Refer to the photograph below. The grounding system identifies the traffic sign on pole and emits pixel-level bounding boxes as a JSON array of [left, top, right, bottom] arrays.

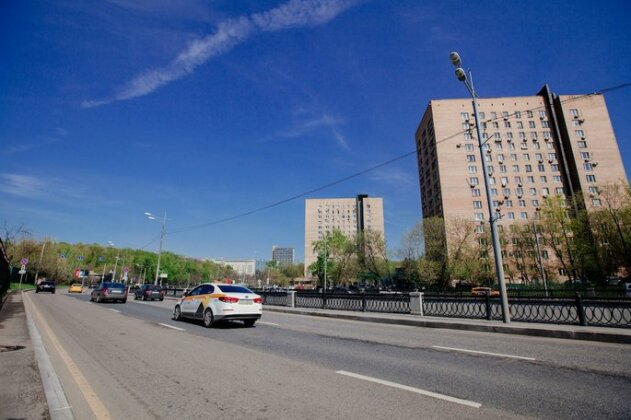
[[21, 258, 28, 266]]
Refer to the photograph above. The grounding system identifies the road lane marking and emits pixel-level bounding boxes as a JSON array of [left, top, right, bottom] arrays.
[[432, 345, 536, 361], [158, 323, 185, 331], [24, 293, 112, 419], [336, 370, 481, 408], [258, 321, 280, 326], [108, 309, 121, 313]]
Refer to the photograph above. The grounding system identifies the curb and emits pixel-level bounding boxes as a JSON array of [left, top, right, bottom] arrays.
[[264, 306, 631, 345]]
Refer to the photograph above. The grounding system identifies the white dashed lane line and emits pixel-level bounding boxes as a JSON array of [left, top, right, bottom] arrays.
[[432, 345, 536, 361], [336, 370, 482, 408], [158, 323, 186, 331]]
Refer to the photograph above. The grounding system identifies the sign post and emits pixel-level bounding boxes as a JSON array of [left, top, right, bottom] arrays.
[[19, 258, 28, 290]]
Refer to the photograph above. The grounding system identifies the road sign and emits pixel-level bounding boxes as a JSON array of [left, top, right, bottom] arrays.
[[21, 264, 26, 271], [98, 256, 104, 262], [123, 267, 129, 273], [74, 268, 81, 278], [19, 269, 26, 275], [20, 258, 28, 265], [78, 255, 84, 261]]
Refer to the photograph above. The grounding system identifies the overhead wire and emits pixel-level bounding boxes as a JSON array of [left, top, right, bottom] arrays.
[[166, 82, 631, 236]]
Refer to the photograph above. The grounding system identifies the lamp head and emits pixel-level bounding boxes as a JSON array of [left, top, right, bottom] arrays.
[[455, 67, 467, 82], [449, 52, 462, 67]]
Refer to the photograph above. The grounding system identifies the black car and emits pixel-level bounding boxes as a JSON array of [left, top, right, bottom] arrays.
[[90, 282, 128, 303], [134, 284, 165, 301], [36, 281, 56, 294]]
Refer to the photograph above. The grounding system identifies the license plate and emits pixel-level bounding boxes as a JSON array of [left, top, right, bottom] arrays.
[[111, 290, 122, 294], [240, 299, 253, 305]]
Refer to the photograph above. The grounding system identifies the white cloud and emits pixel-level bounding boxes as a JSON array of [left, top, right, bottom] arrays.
[[0, 174, 47, 198], [370, 168, 415, 186], [83, 0, 358, 108]]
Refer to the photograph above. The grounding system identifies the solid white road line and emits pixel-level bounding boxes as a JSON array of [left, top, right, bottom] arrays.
[[336, 370, 482, 408], [24, 294, 75, 420], [258, 321, 280, 326], [157, 323, 186, 331], [108, 309, 120, 313], [432, 345, 536, 361]]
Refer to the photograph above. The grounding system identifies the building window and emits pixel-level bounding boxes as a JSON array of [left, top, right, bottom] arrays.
[[583, 163, 593, 171], [569, 109, 579, 117], [516, 121, 524, 129], [556, 187, 564, 195], [499, 165, 507, 173], [469, 177, 479, 185], [468, 165, 477, 174], [478, 112, 486, 120], [521, 212, 528, 220], [525, 164, 532, 173], [527, 176, 535, 184], [553, 175, 561, 183], [464, 132, 472, 140], [474, 213, 484, 221], [515, 111, 521, 118], [491, 188, 498, 196], [507, 212, 515, 220], [588, 186, 599, 195], [465, 143, 474, 151], [577, 141, 587, 148], [541, 120, 549, 128], [522, 153, 530, 161], [540, 176, 547, 183], [586, 174, 596, 183], [490, 112, 497, 119], [580, 152, 590, 160], [592, 198, 602, 207], [542, 187, 550, 196], [461, 112, 470, 121], [505, 121, 511, 128], [529, 121, 536, 129], [551, 164, 559, 171], [516, 187, 524, 196], [512, 165, 520, 172], [575, 130, 585, 138], [505, 199, 513, 207], [471, 188, 481, 197], [519, 199, 526, 207], [527, 110, 533, 118], [467, 155, 476, 162], [476, 225, 485, 233], [509, 143, 516, 151], [538, 164, 545, 172], [532, 199, 539, 207]]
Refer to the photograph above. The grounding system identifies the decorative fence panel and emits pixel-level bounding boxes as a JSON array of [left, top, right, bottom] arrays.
[[254, 290, 631, 328]]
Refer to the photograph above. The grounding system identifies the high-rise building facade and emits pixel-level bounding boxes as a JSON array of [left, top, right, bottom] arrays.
[[272, 246, 294, 266], [415, 85, 627, 280], [304, 195, 385, 276]]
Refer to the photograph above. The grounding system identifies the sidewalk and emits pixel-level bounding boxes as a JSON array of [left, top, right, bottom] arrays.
[[263, 305, 631, 344], [0, 291, 49, 419]]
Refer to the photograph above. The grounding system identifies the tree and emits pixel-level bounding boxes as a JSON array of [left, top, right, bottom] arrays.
[[539, 195, 578, 281]]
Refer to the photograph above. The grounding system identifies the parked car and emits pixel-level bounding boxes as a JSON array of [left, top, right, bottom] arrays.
[[36, 281, 55, 294], [471, 287, 500, 297], [90, 282, 128, 303], [134, 284, 165, 301], [173, 283, 262, 327], [68, 283, 83, 293]]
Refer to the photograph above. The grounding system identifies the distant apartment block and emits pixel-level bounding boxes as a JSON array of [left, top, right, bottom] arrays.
[[272, 246, 294, 266], [304, 195, 385, 275], [211, 259, 256, 277], [415, 84, 627, 279]]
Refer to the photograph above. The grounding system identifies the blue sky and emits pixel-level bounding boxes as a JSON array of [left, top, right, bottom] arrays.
[[1, 0, 630, 263]]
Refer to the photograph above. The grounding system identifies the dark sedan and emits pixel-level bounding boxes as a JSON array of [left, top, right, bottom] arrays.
[[36, 281, 56, 294], [134, 284, 164, 301], [90, 282, 128, 303]]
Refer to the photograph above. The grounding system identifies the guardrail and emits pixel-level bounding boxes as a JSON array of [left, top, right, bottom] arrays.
[[254, 290, 631, 328]]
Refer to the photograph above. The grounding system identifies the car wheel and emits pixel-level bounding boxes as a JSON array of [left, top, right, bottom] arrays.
[[173, 305, 182, 321], [159, 298, 164, 301], [243, 319, 256, 328], [121, 299, 127, 304], [142, 295, 147, 301], [36, 290, 39, 293], [202, 308, 214, 328], [96, 294, 102, 303]]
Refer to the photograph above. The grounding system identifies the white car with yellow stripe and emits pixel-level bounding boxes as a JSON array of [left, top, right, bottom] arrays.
[[173, 283, 262, 327]]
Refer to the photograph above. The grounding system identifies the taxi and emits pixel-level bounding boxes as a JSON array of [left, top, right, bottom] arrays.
[[68, 283, 83, 293], [173, 283, 262, 327]]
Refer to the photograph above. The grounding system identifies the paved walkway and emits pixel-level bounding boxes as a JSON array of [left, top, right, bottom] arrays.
[[0, 291, 49, 420]]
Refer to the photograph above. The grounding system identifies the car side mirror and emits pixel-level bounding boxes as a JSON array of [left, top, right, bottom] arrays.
[[183, 292, 189, 297]]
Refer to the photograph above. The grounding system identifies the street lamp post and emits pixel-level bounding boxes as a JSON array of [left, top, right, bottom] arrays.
[[108, 241, 120, 283], [145, 211, 167, 286], [449, 52, 511, 323]]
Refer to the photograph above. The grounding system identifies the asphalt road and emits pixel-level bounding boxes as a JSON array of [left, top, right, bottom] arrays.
[[25, 291, 631, 419]]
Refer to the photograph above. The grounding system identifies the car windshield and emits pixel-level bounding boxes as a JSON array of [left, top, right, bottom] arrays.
[[41, 282, 54, 286], [217, 285, 253, 294], [103, 282, 125, 289]]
